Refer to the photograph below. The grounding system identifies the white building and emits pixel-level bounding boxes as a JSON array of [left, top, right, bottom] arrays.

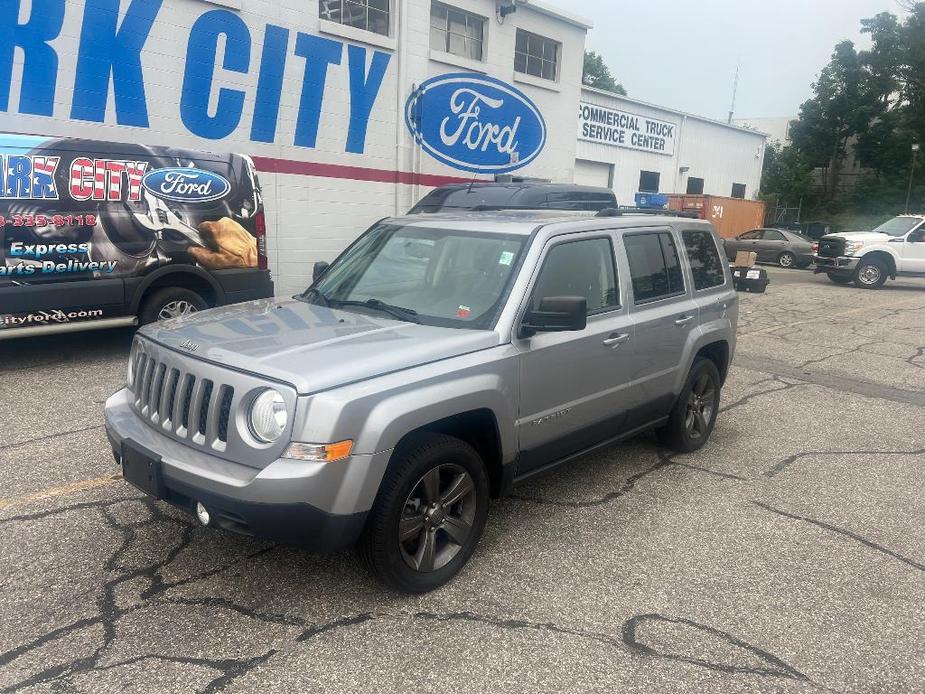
[[733, 116, 795, 146], [1, 0, 766, 296], [577, 89, 768, 208]]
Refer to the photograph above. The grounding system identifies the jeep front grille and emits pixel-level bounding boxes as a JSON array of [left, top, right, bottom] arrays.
[[131, 350, 234, 449]]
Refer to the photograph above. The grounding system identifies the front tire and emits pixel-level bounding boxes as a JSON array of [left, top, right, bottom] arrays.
[[359, 433, 489, 593], [853, 257, 888, 289], [827, 273, 853, 285], [658, 358, 721, 453]]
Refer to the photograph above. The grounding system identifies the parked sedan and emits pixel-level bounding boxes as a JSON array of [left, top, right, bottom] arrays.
[[723, 228, 815, 268]]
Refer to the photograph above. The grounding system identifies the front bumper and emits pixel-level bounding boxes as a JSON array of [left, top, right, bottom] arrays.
[[105, 388, 392, 551], [812, 255, 859, 274]]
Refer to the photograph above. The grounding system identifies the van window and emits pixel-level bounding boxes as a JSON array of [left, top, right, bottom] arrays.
[[532, 238, 618, 314], [682, 230, 726, 290], [624, 232, 685, 303]]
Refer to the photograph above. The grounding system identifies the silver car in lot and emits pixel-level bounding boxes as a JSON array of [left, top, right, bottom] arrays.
[[723, 228, 815, 268], [105, 211, 738, 592]]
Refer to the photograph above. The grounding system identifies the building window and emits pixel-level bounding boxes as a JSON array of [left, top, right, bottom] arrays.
[[319, 0, 390, 36], [514, 29, 559, 81], [430, 3, 485, 60], [731, 183, 747, 199], [686, 177, 705, 195], [638, 170, 660, 193]]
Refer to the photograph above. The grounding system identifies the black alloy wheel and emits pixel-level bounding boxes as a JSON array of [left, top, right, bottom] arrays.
[[658, 357, 722, 453], [398, 464, 477, 572], [359, 433, 489, 593], [684, 371, 717, 441]]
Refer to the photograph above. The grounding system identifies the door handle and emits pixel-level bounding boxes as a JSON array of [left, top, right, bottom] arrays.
[[674, 315, 695, 326], [603, 332, 630, 347]]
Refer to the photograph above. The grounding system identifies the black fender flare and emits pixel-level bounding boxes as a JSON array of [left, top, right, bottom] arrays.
[[128, 265, 225, 314]]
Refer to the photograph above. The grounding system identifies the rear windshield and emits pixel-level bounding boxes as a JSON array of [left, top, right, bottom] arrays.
[[411, 187, 527, 213]]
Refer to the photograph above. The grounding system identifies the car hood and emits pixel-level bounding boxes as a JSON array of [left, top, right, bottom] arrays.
[[140, 297, 502, 394], [821, 231, 891, 243]]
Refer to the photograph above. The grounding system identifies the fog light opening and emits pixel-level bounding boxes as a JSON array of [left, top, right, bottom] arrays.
[[195, 502, 211, 526]]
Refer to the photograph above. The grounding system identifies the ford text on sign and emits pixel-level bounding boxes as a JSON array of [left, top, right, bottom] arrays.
[[406, 74, 546, 174], [577, 102, 676, 156]]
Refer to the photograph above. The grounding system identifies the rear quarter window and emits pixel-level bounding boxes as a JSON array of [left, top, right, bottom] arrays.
[[681, 229, 726, 290]]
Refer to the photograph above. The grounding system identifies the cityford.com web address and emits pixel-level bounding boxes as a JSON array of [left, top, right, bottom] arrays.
[[1, 309, 103, 327]]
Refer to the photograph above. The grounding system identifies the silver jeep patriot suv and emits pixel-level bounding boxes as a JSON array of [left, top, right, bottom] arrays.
[[105, 211, 737, 592]]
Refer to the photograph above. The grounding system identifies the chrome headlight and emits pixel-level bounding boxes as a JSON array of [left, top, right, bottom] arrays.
[[248, 389, 288, 443], [844, 241, 865, 256]]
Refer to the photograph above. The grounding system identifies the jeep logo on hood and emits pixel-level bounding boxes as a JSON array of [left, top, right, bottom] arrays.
[[142, 167, 231, 203], [405, 73, 546, 174]]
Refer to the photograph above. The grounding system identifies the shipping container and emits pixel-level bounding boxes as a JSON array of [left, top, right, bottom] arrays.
[[668, 195, 766, 238]]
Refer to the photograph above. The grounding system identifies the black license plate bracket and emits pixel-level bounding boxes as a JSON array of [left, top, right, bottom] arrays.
[[121, 440, 165, 499]]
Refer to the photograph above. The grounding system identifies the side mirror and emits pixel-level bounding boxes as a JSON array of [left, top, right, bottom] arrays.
[[312, 261, 330, 282], [519, 296, 587, 338]]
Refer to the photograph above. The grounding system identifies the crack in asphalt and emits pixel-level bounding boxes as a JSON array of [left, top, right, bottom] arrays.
[[0, 424, 106, 452], [764, 448, 925, 479], [753, 501, 925, 573], [0, 494, 277, 694], [622, 613, 812, 682]]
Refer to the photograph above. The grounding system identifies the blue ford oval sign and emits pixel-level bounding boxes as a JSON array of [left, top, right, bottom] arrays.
[[141, 167, 231, 203], [405, 74, 546, 174]]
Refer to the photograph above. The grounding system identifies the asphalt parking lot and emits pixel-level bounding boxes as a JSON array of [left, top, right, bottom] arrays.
[[1, 267, 924, 693]]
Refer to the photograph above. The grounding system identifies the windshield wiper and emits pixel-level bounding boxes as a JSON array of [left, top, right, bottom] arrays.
[[298, 287, 330, 306], [327, 298, 420, 323]]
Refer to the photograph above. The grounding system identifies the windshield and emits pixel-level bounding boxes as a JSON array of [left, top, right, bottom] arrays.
[[302, 223, 527, 329], [872, 217, 923, 237]]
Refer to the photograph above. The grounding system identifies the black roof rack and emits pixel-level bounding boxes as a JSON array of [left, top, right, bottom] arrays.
[[595, 207, 700, 219]]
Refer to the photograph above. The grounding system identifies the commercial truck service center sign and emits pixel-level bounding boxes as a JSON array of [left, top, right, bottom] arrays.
[[578, 102, 676, 156]]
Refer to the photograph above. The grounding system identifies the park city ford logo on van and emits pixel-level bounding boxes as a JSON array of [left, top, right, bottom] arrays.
[[141, 168, 231, 203], [405, 74, 546, 174]]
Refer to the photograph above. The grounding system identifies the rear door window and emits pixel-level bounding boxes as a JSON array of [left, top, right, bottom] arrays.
[[682, 229, 726, 290], [623, 231, 685, 303]]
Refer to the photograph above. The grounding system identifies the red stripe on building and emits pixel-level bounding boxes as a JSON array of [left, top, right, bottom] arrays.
[[251, 156, 479, 187]]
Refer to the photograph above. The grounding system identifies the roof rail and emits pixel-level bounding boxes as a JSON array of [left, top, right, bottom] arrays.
[[597, 206, 701, 219]]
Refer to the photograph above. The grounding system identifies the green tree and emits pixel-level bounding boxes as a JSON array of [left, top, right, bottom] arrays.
[[760, 142, 815, 206], [582, 51, 626, 95], [789, 41, 872, 200]]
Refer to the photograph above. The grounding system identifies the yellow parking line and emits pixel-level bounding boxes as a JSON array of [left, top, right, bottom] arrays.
[[741, 294, 925, 337], [0, 474, 124, 511]]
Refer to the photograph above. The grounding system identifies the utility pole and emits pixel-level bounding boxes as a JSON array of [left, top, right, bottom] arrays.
[[727, 62, 740, 125], [906, 143, 919, 213]]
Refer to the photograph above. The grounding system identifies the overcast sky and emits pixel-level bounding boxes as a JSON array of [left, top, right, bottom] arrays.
[[554, 0, 905, 121]]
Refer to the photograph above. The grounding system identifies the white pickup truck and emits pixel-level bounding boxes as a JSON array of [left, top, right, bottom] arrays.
[[813, 215, 925, 288]]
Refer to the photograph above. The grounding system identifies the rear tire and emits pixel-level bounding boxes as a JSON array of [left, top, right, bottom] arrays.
[[853, 257, 888, 289], [658, 357, 721, 453], [139, 287, 209, 325], [777, 252, 796, 268], [827, 273, 852, 285], [358, 433, 489, 594]]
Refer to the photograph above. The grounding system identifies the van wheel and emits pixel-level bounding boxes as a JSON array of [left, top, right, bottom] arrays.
[[658, 357, 721, 453], [139, 288, 208, 325], [358, 433, 489, 594], [853, 258, 888, 289]]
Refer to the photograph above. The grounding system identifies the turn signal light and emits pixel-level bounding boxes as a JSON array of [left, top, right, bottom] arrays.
[[283, 440, 354, 462]]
